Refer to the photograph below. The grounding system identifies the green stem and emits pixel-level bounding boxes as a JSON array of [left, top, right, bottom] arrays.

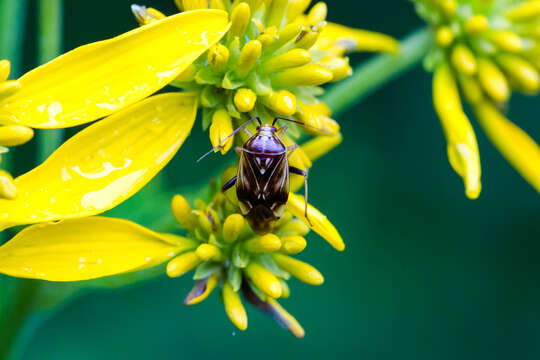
[[37, 0, 63, 163], [322, 28, 432, 116]]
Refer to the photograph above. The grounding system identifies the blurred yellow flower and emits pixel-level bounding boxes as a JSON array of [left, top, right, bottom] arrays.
[[416, 0, 540, 197]]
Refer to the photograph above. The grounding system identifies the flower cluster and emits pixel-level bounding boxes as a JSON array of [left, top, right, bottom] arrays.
[[416, 0, 540, 196], [0, 59, 33, 200]]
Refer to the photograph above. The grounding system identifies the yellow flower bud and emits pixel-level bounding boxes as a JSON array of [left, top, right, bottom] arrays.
[[280, 235, 307, 254], [244, 233, 282, 253], [271, 63, 333, 87], [266, 0, 290, 28], [286, 193, 345, 251], [0, 126, 33, 147], [167, 251, 202, 278], [477, 57, 510, 102], [209, 0, 226, 10], [222, 282, 248, 331], [262, 49, 312, 73], [234, 88, 257, 112], [257, 33, 277, 48], [222, 214, 245, 243], [451, 44, 477, 75], [196, 244, 221, 260], [270, 23, 304, 51], [0, 170, 17, 199], [266, 298, 305, 338], [301, 133, 343, 162], [0, 80, 20, 99], [319, 55, 352, 82], [285, 0, 311, 23], [230, 2, 251, 38], [272, 253, 324, 285], [458, 75, 484, 105], [131, 5, 165, 25], [185, 273, 219, 306], [210, 109, 234, 154], [307, 2, 327, 24], [279, 279, 290, 298], [488, 30, 523, 53], [171, 194, 198, 229], [295, 29, 320, 50], [435, 26, 454, 47], [207, 43, 230, 72], [263, 90, 297, 116], [276, 218, 310, 236], [504, 0, 540, 21], [0, 60, 10, 82], [236, 40, 262, 78], [465, 14, 489, 34], [177, 0, 209, 11], [244, 262, 282, 298], [195, 210, 215, 235], [174, 64, 197, 83], [433, 63, 482, 199], [497, 54, 540, 93], [436, 0, 457, 17]]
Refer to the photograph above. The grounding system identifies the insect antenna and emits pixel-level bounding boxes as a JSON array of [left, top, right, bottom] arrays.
[[272, 116, 337, 136], [197, 116, 261, 163]]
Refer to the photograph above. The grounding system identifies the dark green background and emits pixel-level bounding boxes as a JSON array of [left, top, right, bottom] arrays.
[[8, 0, 540, 359]]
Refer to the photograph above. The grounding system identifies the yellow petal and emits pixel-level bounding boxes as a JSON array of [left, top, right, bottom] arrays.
[[0, 93, 198, 230], [0, 217, 195, 281], [474, 101, 540, 193], [286, 192, 345, 251], [433, 63, 482, 199], [272, 253, 324, 285], [0, 10, 229, 128], [185, 273, 220, 305], [222, 282, 248, 330]]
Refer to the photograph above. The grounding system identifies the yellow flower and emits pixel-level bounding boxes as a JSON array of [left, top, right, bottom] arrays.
[[416, 0, 540, 197], [0, 1, 397, 231], [0, 60, 33, 200]]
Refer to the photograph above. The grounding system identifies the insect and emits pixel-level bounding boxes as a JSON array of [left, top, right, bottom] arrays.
[[198, 116, 311, 235]]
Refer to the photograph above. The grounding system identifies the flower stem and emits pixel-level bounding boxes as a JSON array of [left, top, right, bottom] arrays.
[[322, 28, 432, 116], [37, 0, 64, 163]]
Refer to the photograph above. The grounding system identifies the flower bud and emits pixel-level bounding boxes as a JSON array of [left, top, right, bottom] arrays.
[[504, 1, 540, 21], [174, 64, 197, 83], [222, 282, 248, 330], [236, 40, 262, 78], [196, 243, 221, 260], [184, 273, 219, 305], [0, 170, 17, 199], [0, 60, 10, 82], [301, 134, 343, 162], [451, 44, 477, 75], [230, 2, 251, 38], [234, 88, 257, 112], [272, 253, 324, 285], [285, 0, 311, 23], [459, 75, 484, 105], [210, 109, 234, 154], [207, 43, 230, 72], [265, 298, 305, 338], [436, 26, 454, 47], [262, 49, 312, 73], [488, 30, 523, 53], [477, 57, 510, 102], [244, 233, 282, 253], [0, 126, 33, 147], [497, 54, 540, 93], [167, 251, 202, 278], [269, 23, 304, 51], [295, 29, 320, 50], [280, 235, 307, 254], [244, 262, 282, 298], [131, 5, 165, 25], [0, 80, 20, 99], [171, 194, 198, 229], [222, 214, 245, 243], [271, 64, 333, 87], [436, 0, 457, 17], [263, 90, 297, 116], [319, 55, 352, 82], [465, 14, 488, 34], [307, 2, 327, 24]]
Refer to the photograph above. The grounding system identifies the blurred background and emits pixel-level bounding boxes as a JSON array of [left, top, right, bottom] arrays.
[[3, 0, 540, 359]]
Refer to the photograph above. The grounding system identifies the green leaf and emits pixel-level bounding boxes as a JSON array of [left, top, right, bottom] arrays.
[[232, 242, 250, 268], [227, 265, 242, 291], [193, 262, 221, 280]]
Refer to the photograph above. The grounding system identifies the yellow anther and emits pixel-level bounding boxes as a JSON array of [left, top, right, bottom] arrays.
[[263, 90, 297, 116], [451, 44, 477, 75], [433, 63, 482, 199], [263, 49, 312, 73], [222, 214, 245, 243], [497, 54, 540, 93], [174, 64, 197, 83], [435, 26, 454, 47], [185, 273, 219, 305], [171, 194, 198, 229], [222, 282, 248, 331], [0, 170, 17, 200], [307, 2, 327, 24], [0, 80, 20, 99], [504, 0, 540, 21], [465, 14, 489, 34], [166, 251, 202, 278], [0, 125, 33, 147], [196, 243, 221, 260], [295, 29, 320, 49], [234, 88, 257, 112], [436, 0, 457, 17], [488, 30, 523, 53], [301, 133, 342, 161], [207, 43, 230, 72], [271, 63, 333, 87], [0, 60, 10, 82], [319, 55, 352, 82], [230, 2, 251, 38], [279, 279, 290, 298], [458, 75, 484, 105], [210, 109, 234, 154], [272, 253, 324, 285], [244, 233, 282, 253], [477, 57, 510, 102], [131, 5, 165, 25], [244, 262, 282, 298], [236, 40, 262, 78], [280, 235, 307, 254]]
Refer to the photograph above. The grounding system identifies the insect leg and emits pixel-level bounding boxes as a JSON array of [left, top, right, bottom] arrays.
[[289, 166, 312, 226], [222, 176, 238, 192]]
